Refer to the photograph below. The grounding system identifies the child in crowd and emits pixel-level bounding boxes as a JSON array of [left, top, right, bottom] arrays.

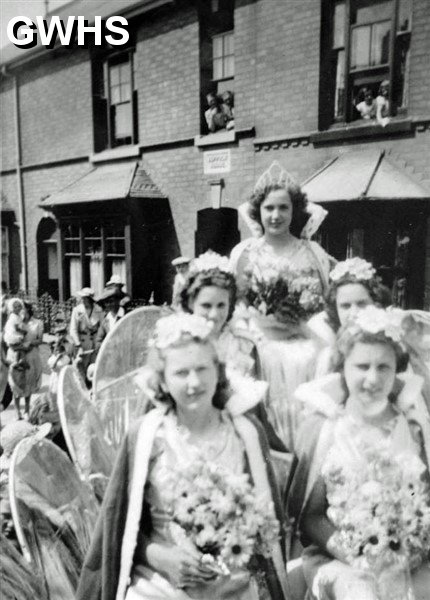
[[4, 298, 29, 372]]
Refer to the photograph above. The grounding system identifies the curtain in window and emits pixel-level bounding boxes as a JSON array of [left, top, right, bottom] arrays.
[[112, 259, 127, 291], [69, 258, 82, 296], [90, 252, 105, 297]]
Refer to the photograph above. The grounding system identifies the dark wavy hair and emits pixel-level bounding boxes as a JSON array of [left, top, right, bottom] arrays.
[[248, 182, 310, 238], [325, 276, 392, 332], [148, 340, 231, 410], [333, 328, 407, 375], [180, 269, 237, 322]]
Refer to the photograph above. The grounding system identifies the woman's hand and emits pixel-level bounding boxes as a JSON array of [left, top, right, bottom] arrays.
[[145, 543, 216, 588]]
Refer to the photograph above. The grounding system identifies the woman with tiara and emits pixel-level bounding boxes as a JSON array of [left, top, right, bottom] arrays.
[[288, 306, 430, 600], [229, 161, 334, 450], [76, 314, 289, 600]]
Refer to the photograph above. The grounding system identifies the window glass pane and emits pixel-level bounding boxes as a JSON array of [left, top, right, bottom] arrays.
[[110, 64, 120, 86], [68, 257, 82, 296], [111, 85, 121, 105], [115, 103, 132, 139], [333, 1, 345, 49], [120, 62, 130, 84], [213, 36, 223, 59], [371, 20, 390, 65], [106, 238, 125, 256], [334, 49, 345, 118], [224, 32, 234, 55], [351, 25, 371, 68], [47, 244, 58, 279], [223, 56, 235, 78], [354, 0, 393, 24], [398, 0, 412, 31], [213, 57, 223, 80], [120, 82, 131, 103]]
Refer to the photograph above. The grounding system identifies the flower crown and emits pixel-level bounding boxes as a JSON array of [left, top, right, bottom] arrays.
[[190, 251, 232, 275], [150, 314, 214, 350], [330, 258, 376, 283], [348, 306, 405, 344]]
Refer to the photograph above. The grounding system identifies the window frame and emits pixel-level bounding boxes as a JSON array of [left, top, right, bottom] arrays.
[[322, 0, 410, 126], [60, 217, 129, 298], [104, 49, 137, 148], [211, 30, 235, 86]]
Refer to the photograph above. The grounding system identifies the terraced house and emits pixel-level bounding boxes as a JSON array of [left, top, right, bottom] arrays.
[[1, 0, 429, 307]]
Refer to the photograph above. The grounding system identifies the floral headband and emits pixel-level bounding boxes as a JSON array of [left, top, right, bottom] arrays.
[[190, 251, 232, 275], [330, 257, 376, 283], [347, 306, 405, 344], [150, 314, 215, 350]]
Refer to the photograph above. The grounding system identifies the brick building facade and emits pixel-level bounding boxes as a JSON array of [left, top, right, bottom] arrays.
[[1, 0, 429, 306]]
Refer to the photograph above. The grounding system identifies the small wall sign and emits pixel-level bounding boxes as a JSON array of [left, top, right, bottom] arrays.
[[203, 149, 231, 174]]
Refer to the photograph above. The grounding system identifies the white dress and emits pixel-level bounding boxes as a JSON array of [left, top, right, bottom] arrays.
[[230, 237, 331, 451]]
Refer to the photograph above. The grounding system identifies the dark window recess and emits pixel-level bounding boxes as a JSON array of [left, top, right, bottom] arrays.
[[319, 0, 412, 129], [199, 0, 235, 134], [92, 50, 138, 152]]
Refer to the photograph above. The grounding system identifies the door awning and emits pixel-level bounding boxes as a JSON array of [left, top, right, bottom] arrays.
[[40, 162, 166, 208], [302, 150, 430, 202]]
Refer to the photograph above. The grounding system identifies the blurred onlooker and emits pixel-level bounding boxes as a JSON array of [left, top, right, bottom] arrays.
[[205, 92, 229, 132], [4, 298, 29, 373], [105, 275, 132, 312], [171, 256, 190, 307], [69, 288, 103, 384], [221, 90, 235, 130], [355, 87, 376, 120], [376, 79, 390, 126], [94, 287, 125, 351]]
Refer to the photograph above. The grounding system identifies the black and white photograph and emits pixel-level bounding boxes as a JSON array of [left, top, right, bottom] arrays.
[[1, 0, 430, 599]]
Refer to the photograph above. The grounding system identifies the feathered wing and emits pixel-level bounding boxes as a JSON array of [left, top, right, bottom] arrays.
[[9, 437, 99, 598]]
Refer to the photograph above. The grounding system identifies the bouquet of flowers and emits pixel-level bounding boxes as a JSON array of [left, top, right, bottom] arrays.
[[243, 258, 323, 325], [323, 446, 430, 599], [165, 456, 279, 576]]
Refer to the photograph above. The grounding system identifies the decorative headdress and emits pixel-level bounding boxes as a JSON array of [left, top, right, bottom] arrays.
[[346, 306, 405, 344], [330, 257, 376, 283], [150, 313, 215, 351], [189, 251, 231, 275], [240, 161, 327, 239]]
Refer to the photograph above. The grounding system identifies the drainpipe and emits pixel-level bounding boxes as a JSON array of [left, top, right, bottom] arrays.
[[2, 65, 28, 291]]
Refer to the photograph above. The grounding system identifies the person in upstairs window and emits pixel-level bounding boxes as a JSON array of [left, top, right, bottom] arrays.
[[221, 90, 235, 130], [355, 87, 376, 121], [376, 79, 390, 127], [205, 92, 229, 133]]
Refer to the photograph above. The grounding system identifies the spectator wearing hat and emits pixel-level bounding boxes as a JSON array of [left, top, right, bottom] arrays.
[[171, 256, 191, 307], [69, 288, 103, 383], [105, 275, 132, 313], [94, 286, 126, 352]]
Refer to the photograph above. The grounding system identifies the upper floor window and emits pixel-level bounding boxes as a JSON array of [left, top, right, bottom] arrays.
[[199, 0, 235, 134], [92, 49, 138, 152], [319, 0, 412, 128], [212, 31, 234, 93]]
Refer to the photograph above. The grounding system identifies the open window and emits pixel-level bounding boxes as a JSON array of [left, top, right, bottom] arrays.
[[199, 0, 235, 134], [319, 0, 412, 128]]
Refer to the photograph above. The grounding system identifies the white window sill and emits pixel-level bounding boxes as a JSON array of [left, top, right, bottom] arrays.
[[194, 130, 236, 147], [90, 145, 140, 163]]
